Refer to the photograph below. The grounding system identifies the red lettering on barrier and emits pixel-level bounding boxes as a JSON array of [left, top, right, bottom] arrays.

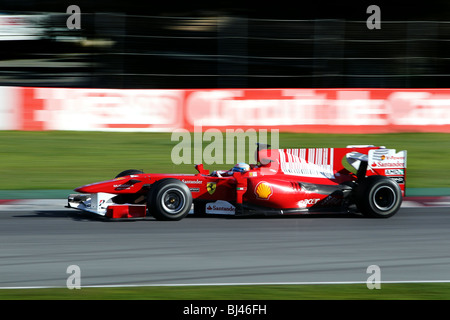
[[6, 87, 450, 133], [21, 87, 45, 130]]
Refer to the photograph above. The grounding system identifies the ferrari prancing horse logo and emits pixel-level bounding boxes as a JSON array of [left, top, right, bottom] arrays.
[[207, 182, 217, 195]]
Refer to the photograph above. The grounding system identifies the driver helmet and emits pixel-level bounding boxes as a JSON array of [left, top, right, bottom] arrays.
[[231, 162, 250, 173]]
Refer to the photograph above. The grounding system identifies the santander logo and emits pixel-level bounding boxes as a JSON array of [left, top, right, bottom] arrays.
[[207, 205, 234, 211], [371, 159, 405, 168], [205, 201, 236, 215]]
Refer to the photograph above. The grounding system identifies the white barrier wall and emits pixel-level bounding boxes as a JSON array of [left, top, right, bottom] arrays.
[[2, 87, 450, 133], [0, 87, 21, 130]]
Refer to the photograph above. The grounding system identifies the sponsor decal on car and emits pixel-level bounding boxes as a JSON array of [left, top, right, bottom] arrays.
[[255, 181, 273, 200], [205, 200, 235, 215], [279, 148, 335, 179], [98, 199, 106, 208], [298, 198, 320, 208], [369, 149, 407, 169], [371, 161, 404, 168], [207, 182, 217, 195], [113, 184, 133, 190], [182, 179, 203, 184], [385, 169, 404, 176]]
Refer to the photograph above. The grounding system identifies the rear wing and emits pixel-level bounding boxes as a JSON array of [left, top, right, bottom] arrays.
[[346, 148, 407, 195], [368, 149, 407, 196], [257, 145, 407, 195]]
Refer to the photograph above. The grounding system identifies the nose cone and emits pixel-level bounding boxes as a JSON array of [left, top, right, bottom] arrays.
[[74, 186, 88, 193], [74, 180, 115, 193], [74, 184, 98, 193], [73, 177, 143, 194]]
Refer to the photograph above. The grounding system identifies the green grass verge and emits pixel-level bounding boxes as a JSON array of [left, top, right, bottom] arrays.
[[1, 283, 450, 300], [0, 131, 449, 190]]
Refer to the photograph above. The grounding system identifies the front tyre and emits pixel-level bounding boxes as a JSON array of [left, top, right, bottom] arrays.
[[354, 175, 402, 218], [148, 178, 192, 221]]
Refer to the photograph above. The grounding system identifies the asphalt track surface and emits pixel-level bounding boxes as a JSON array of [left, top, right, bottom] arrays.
[[1, 206, 450, 288]]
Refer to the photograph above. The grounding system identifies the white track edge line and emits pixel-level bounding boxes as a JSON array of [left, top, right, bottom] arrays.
[[2, 280, 450, 289]]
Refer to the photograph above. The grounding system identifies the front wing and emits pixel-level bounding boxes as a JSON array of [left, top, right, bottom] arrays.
[[67, 192, 147, 218]]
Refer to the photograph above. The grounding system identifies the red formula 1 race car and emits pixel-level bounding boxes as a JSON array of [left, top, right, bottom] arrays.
[[67, 144, 407, 220]]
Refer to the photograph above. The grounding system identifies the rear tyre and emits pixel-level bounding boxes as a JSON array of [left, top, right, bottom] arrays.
[[148, 178, 192, 221], [354, 175, 402, 218]]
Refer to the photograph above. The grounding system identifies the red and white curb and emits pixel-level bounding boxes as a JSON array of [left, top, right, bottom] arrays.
[[401, 196, 450, 208], [0, 197, 449, 211]]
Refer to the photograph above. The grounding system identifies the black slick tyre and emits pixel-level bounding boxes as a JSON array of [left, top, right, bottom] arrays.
[[354, 175, 402, 218], [148, 178, 192, 221]]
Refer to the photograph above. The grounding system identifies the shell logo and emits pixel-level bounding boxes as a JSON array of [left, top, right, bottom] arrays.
[[255, 181, 273, 200]]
